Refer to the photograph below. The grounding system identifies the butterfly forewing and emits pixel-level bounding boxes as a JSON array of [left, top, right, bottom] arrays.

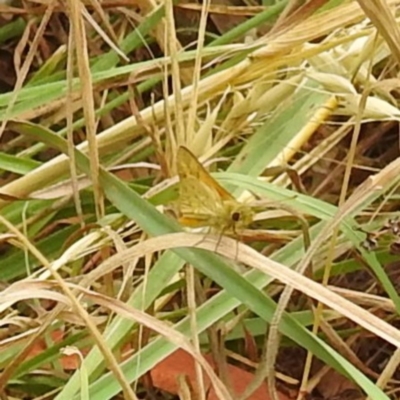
[[177, 147, 234, 201], [178, 175, 224, 227]]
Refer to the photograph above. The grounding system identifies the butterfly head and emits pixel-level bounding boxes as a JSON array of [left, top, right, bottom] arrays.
[[222, 201, 254, 232]]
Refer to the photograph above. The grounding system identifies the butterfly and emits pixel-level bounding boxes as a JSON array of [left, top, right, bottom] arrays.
[[176, 146, 254, 234]]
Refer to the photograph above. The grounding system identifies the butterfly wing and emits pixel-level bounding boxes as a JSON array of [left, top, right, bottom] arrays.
[[178, 176, 223, 227], [177, 146, 231, 227], [177, 146, 234, 201]]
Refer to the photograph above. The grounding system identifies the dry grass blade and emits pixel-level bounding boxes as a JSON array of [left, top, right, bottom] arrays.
[[82, 231, 400, 348], [0, 2, 55, 138], [236, 201, 312, 400], [68, 0, 104, 219], [357, 0, 400, 66], [0, 215, 138, 400], [368, 347, 400, 399]]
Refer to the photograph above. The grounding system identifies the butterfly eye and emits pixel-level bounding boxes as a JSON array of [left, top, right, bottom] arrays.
[[231, 211, 241, 222]]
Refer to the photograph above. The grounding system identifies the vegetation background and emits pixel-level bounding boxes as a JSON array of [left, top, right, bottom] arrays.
[[1, 0, 400, 399]]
